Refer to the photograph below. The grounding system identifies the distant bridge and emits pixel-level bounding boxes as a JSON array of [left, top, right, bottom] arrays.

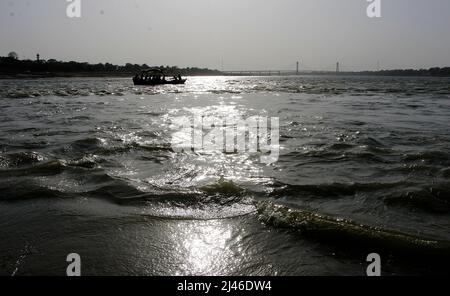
[[221, 61, 339, 76]]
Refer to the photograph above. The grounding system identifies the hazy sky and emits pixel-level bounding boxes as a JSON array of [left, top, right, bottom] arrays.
[[1, 0, 450, 71]]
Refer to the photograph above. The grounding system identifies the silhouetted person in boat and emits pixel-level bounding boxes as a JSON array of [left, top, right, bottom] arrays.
[[177, 74, 182, 81]]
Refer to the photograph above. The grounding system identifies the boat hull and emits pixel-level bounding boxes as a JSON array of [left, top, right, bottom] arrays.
[[133, 78, 186, 86]]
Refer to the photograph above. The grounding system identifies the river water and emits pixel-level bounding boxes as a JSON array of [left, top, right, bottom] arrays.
[[0, 76, 449, 275]]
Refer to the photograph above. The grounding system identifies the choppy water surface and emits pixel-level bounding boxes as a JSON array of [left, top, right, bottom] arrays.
[[1, 76, 449, 275]]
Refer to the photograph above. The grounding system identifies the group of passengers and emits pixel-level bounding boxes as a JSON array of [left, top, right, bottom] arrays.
[[134, 73, 182, 83]]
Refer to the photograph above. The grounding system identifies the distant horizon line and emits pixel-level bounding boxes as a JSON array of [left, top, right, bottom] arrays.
[[1, 53, 450, 75]]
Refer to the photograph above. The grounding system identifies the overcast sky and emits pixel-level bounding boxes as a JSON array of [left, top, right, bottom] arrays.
[[1, 0, 450, 71]]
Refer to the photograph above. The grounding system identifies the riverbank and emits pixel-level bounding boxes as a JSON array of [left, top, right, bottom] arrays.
[[0, 72, 135, 79], [0, 72, 226, 79]]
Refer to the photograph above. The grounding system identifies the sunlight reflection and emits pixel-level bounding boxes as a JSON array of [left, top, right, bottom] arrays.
[[174, 221, 237, 275], [162, 101, 269, 189]]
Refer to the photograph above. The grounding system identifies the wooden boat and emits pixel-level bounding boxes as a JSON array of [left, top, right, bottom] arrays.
[[132, 69, 186, 86], [133, 77, 186, 86]]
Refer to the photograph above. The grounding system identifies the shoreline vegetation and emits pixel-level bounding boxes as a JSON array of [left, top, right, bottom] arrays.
[[1, 53, 450, 79], [0, 53, 222, 79]]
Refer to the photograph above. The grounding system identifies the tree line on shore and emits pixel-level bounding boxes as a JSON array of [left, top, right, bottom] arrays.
[[350, 68, 450, 77], [0, 52, 222, 76]]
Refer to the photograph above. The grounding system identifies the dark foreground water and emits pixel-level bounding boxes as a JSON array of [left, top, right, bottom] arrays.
[[0, 76, 449, 275]]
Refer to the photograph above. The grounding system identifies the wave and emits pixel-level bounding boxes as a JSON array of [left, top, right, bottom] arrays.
[[199, 180, 247, 197], [137, 197, 256, 220], [59, 137, 174, 157], [0, 176, 256, 220], [96, 142, 174, 156], [0, 140, 173, 177], [283, 148, 392, 164], [383, 183, 450, 214], [0, 160, 66, 178], [0, 154, 120, 178], [67, 137, 106, 153], [269, 180, 450, 214], [84, 179, 255, 219], [402, 151, 450, 165], [257, 201, 450, 258], [0, 181, 73, 201], [441, 168, 450, 178], [0, 151, 46, 168], [269, 181, 410, 198]]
